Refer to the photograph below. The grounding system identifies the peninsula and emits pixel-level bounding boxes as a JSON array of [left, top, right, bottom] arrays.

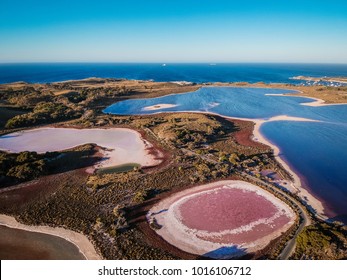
[[0, 78, 347, 260]]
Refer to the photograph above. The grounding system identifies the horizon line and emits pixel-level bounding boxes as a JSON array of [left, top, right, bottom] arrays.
[[1, 61, 347, 65]]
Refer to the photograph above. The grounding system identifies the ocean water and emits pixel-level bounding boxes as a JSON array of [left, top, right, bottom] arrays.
[[1, 63, 347, 84], [104, 87, 347, 222]]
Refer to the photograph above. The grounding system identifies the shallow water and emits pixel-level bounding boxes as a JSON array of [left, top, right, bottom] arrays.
[[96, 163, 140, 174], [104, 87, 347, 221], [0, 225, 85, 260]]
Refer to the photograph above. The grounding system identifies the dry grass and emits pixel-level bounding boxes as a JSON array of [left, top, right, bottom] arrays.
[[292, 222, 347, 260], [1, 78, 338, 259], [288, 85, 347, 104], [52, 90, 77, 96]]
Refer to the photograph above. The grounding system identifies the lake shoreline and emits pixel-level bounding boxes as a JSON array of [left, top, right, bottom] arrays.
[[132, 106, 328, 220], [0, 127, 164, 170], [0, 214, 101, 260], [251, 117, 327, 219], [147, 180, 296, 259]]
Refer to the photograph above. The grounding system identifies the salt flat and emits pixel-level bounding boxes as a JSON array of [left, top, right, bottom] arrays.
[[147, 180, 295, 259], [0, 127, 163, 168]]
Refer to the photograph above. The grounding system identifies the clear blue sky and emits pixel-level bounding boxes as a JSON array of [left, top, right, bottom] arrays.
[[1, 0, 347, 63]]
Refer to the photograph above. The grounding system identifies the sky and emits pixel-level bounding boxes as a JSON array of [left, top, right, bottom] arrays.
[[1, 0, 347, 63]]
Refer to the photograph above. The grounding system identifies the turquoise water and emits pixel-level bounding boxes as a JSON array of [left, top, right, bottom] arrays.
[[103, 87, 347, 222]]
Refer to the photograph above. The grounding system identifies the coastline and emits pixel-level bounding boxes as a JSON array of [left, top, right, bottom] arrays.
[[130, 85, 347, 220], [265, 92, 347, 107], [1, 82, 342, 259], [251, 116, 327, 219], [139, 105, 328, 220], [0, 214, 101, 260]]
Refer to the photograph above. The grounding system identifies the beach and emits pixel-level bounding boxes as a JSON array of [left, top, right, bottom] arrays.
[[251, 116, 327, 219], [266, 92, 347, 107]]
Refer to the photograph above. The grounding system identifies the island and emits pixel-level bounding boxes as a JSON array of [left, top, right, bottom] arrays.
[[1, 78, 347, 260], [291, 75, 347, 84]]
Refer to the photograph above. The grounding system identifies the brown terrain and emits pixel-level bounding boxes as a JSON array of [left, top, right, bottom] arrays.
[[0, 78, 346, 260]]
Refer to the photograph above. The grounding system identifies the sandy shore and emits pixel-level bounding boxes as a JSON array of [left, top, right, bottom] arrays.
[[251, 115, 327, 219], [300, 97, 347, 107], [265, 92, 347, 107], [150, 108, 329, 220], [0, 214, 101, 260], [143, 104, 179, 111]]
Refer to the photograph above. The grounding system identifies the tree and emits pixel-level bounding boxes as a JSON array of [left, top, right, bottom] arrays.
[[16, 151, 38, 163]]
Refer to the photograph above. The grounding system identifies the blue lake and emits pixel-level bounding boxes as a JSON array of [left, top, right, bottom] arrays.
[[104, 87, 347, 222]]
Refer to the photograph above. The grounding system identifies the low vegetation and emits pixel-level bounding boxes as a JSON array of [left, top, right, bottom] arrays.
[[0, 110, 291, 259], [0, 79, 199, 131], [292, 222, 347, 260], [0, 151, 57, 186], [0, 144, 99, 188], [1, 78, 345, 259], [5, 102, 82, 128]]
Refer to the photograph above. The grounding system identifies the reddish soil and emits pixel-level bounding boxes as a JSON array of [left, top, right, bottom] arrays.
[[231, 119, 268, 149], [137, 217, 198, 260], [0, 169, 88, 214], [141, 143, 171, 173]]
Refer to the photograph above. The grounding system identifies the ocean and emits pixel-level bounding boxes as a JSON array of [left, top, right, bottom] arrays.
[[1, 63, 347, 84]]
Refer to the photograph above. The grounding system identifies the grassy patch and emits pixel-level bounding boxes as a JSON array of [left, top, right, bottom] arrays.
[[96, 163, 141, 175], [293, 222, 347, 260]]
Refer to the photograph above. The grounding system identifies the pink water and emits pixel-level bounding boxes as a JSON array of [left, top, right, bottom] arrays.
[[178, 188, 278, 232]]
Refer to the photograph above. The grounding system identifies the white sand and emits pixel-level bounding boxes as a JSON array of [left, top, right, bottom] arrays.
[[252, 115, 327, 219], [142, 103, 179, 111], [300, 98, 326, 106], [300, 98, 347, 107], [0, 214, 101, 260], [170, 81, 194, 85], [265, 92, 347, 107], [0, 127, 163, 169], [148, 180, 295, 259]]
